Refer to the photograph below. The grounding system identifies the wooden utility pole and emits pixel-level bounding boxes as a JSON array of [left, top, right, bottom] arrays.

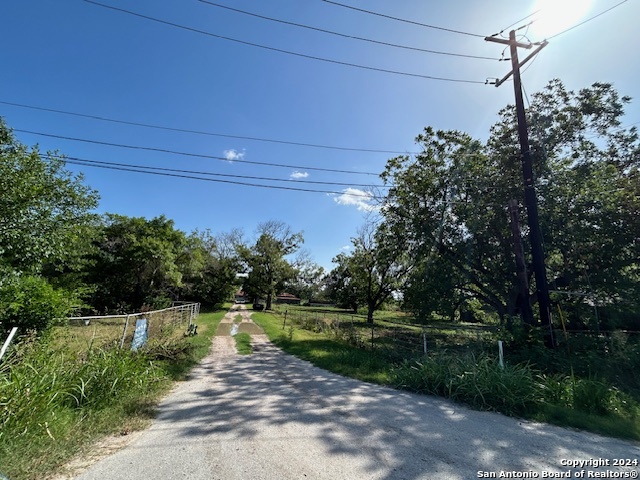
[[486, 31, 554, 347], [508, 199, 534, 326]]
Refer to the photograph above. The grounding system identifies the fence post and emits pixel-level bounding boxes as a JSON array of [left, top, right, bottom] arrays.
[[371, 323, 375, 350], [423, 327, 427, 355], [120, 315, 131, 349], [283, 309, 288, 330], [498, 340, 504, 369], [0, 327, 18, 362]]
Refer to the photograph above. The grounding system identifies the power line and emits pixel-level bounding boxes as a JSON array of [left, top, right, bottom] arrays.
[[547, 0, 630, 40], [38, 144, 521, 199], [491, 11, 540, 38], [46, 154, 384, 199], [320, 0, 486, 38], [51, 154, 389, 188], [520, 47, 541, 76], [82, 0, 485, 84], [13, 128, 382, 176], [0, 100, 417, 156], [67, 153, 526, 206], [197, 0, 498, 61]]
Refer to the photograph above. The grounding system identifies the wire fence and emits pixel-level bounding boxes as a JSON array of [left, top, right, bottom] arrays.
[[63, 302, 200, 350], [273, 306, 639, 362], [276, 307, 499, 361]]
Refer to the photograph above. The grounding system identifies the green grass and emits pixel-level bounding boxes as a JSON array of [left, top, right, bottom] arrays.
[[234, 333, 252, 354], [0, 306, 228, 480], [158, 308, 228, 380], [252, 311, 391, 384], [274, 304, 407, 324], [535, 404, 640, 441]]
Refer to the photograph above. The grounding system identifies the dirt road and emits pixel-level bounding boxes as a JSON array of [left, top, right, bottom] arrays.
[[72, 307, 638, 479]]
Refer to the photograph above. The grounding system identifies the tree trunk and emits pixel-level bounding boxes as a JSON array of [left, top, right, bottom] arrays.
[[266, 293, 272, 310], [366, 304, 374, 324]]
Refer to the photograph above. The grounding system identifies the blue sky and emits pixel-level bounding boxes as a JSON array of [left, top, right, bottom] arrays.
[[2, 0, 638, 271]]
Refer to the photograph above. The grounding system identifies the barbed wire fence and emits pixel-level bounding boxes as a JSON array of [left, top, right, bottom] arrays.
[[65, 302, 200, 350]]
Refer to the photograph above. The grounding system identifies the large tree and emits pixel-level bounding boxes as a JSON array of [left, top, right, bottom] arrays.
[[328, 220, 411, 323], [238, 221, 303, 310], [181, 228, 243, 306], [285, 250, 325, 303], [0, 119, 99, 274], [87, 214, 188, 312], [325, 252, 361, 313], [381, 80, 640, 329], [0, 119, 100, 333]]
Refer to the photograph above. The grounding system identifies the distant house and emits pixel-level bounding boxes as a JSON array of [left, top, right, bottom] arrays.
[[276, 293, 301, 305]]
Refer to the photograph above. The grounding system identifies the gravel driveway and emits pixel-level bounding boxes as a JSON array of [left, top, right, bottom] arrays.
[[72, 308, 639, 480]]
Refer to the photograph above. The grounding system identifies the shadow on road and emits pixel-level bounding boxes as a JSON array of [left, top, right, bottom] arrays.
[[145, 329, 637, 479]]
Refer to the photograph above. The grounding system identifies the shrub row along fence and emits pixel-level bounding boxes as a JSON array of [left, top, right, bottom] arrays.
[[277, 307, 499, 361], [64, 302, 200, 351]]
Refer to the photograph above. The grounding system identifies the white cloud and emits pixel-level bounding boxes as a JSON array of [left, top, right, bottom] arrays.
[[290, 171, 309, 180], [332, 188, 377, 212], [340, 245, 351, 251], [223, 149, 245, 162]]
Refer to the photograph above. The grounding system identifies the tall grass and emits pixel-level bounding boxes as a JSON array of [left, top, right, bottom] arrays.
[[391, 354, 639, 438], [0, 337, 164, 479], [391, 353, 538, 416], [0, 308, 228, 480]]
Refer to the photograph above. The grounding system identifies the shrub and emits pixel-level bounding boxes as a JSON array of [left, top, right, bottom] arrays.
[[0, 272, 74, 334]]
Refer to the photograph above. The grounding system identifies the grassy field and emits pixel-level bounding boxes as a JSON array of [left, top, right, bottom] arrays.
[[252, 310, 391, 384], [252, 308, 640, 442], [0, 306, 228, 480]]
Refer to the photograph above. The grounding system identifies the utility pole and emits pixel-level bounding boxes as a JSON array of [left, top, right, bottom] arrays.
[[486, 31, 554, 347], [508, 199, 535, 327]]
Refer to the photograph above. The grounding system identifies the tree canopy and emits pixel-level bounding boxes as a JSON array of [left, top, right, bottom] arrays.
[[86, 214, 190, 312], [0, 119, 99, 274], [0, 119, 101, 333], [239, 221, 303, 310], [381, 80, 640, 329], [327, 220, 410, 323]]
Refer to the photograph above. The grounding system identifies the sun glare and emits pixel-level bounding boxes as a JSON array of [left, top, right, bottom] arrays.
[[529, 0, 593, 39]]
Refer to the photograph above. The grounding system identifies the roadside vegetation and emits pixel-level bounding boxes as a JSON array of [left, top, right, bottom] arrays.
[[253, 308, 640, 441], [0, 308, 226, 480]]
